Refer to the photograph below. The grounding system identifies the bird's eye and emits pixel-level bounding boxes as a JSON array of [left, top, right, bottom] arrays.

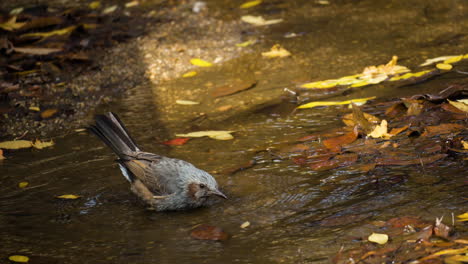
[[199, 183, 206, 189]]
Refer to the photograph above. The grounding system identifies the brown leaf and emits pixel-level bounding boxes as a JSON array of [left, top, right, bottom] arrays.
[[190, 224, 229, 241], [40, 109, 58, 119], [211, 80, 256, 98], [14, 47, 62, 55], [405, 99, 424, 116], [0, 149, 5, 160], [388, 125, 408, 136], [385, 102, 406, 118], [441, 102, 465, 114], [309, 153, 358, 171], [323, 126, 358, 152], [376, 153, 447, 166], [422, 123, 465, 137], [162, 138, 190, 146]]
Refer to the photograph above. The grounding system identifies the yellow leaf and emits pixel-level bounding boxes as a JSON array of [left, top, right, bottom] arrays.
[[0, 140, 33, 149], [21, 25, 77, 38], [240, 0, 262, 8], [457, 212, 468, 222], [9, 255, 29, 263], [448, 99, 468, 112], [182, 71, 197, 77], [89, 1, 101, 9], [102, 5, 118, 14], [445, 254, 468, 264], [14, 47, 62, 55], [389, 70, 432, 81], [176, 100, 199, 105], [297, 96, 376, 109], [125, 1, 139, 8], [0, 149, 5, 160], [40, 108, 58, 119], [241, 15, 283, 26], [462, 141, 468, 150], [368, 233, 389, 245], [261, 44, 291, 58], [10, 7, 24, 15], [443, 55, 464, 64], [175, 131, 234, 140], [367, 120, 392, 139], [240, 221, 250, 228], [0, 16, 26, 31], [32, 139, 54, 149], [57, 194, 81, 199], [190, 58, 213, 67], [236, 39, 256, 47], [300, 79, 339, 89], [420, 55, 459, 66], [436, 63, 452, 70], [29, 106, 40, 111], [18, 182, 29, 188], [432, 247, 468, 256], [350, 80, 370, 87]]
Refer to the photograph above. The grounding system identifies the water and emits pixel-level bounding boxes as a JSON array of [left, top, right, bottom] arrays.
[[1, 0, 467, 263]]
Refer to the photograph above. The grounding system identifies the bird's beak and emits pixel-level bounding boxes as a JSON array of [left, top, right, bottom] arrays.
[[210, 189, 228, 199]]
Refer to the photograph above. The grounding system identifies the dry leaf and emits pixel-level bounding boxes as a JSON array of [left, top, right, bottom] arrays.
[[236, 39, 256, 47], [191, 224, 229, 241], [436, 63, 452, 70], [21, 25, 77, 39], [18, 182, 29, 188], [190, 58, 213, 67], [298, 96, 376, 109], [0, 149, 5, 160], [176, 131, 235, 140], [420, 55, 460, 66], [367, 120, 392, 139], [182, 71, 197, 77], [240, 0, 262, 8], [40, 109, 58, 119], [211, 80, 256, 98], [0, 140, 33, 149], [462, 141, 468, 150], [323, 127, 358, 152], [261, 44, 291, 58], [14, 47, 62, 55], [89, 1, 101, 9], [0, 16, 26, 31], [240, 221, 250, 228], [241, 15, 283, 26], [456, 212, 468, 222], [448, 99, 468, 112], [162, 138, 190, 146], [125, 1, 139, 8], [368, 233, 389, 245], [56, 194, 81, 199], [102, 5, 118, 14], [8, 255, 29, 263], [32, 139, 54, 149]]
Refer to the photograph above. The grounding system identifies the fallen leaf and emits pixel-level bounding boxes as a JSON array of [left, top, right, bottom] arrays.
[[298, 96, 376, 109], [457, 212, 468, 222], [0, 140, 33, 149], [448, 99, 468, 112], [436, 63, 452, 70], [462, 141, 468, 150], [389, 70, 433, 81], [125, 1, 139, 8], [14, 47, 62, 55], [40, 109, 58, 119], [176, 131, 235, 140], [309, 153, 358, 171], [385, 102, 406, 118], [18, 182, 29, 188], [8, 255, 29, 263], [29, 106, 40, 111], [240, 0, 262, 9], [342, 112, 380, 127], [56, 194, 80, 199], [300, 74, 362, 89], [261, 44, 291, 58], [211, 80, 256, 97], [0, 149, 4, 160], [0, 16, 25, 31], [217, 105, 233, 112], [444, 55, 464, 64], [176, 100, 199, 105], [190, 224, 229, 241], [182, 71, 197, 77], [388, 125, 408, 136], [162, 138, 190, 146], [368, 120, 392, 139], [102, 5, 118, 14], [190, 58, 213, 67], [10, 7, 24, 15], [323, 127, 358, 152], [422, 123, 465, 137], [420, 55, 460, 66], [368, 233, 389, 245], [419, 247, 468, 262], [236, 39, 256, 47], [241, 15, 283, 26], [32, 139, 54, 149], [89, 1, 101, 9], [21, 25, 77, 39], [361, 56, 410, 83], [240, 221, 250, 228]]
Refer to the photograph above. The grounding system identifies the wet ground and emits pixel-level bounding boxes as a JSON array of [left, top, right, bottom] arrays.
[[1, 0, 467, 263]]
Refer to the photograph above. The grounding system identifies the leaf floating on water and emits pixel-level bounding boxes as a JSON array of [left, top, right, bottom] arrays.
[[323, 127, 358, 152], [420, 55, 460, 66], [462, 141, 468, 150], [457, 212, 468, 222], [18, 182, 29, 188], [102, 5, 118, 14], [40, 108, 58, 119], [182, 71, 197, 78], [422, 123, 465, 137], [211, 80, 256, 98], [176, 100, 199, 105], [0, 16, 26, 31], [125, 1, 139, 8], [176, 131, 235, 140], [389, 70, 433, 81], [241, 15, 283, 26], [261, 44, 291, 58], [448, 99, 468, 113], [56, 194, 81, 199], [89, 1, 101, 9], [21, 25, 77, 39], [162, 138, 190, 146], [240, 221, 250, 228], [240, 0, 262, 9], [297, 96, 376, 109], [190, 58, 213, 67], [0, 140, 33, 150], [0, 149, 5, 160], [367, 120, 392, 139], [29, 106, 40, 111], [14, 47, 62, 55], [32, 139, 54, 149], [8, 255, 29, 263], [368, 233, 389, 245], [10, 7, 24, 15], [191, 224, 229, 241], [436, 63, 452, 70]]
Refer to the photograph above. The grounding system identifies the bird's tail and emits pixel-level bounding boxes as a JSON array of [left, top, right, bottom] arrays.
[[88, 112, 140, 159]]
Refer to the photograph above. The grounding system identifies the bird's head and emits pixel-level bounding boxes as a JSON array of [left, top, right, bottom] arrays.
[[186, 174, 227, 206]]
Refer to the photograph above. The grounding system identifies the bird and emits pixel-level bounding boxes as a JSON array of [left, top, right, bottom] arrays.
[[88, 112, 227, 211]]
